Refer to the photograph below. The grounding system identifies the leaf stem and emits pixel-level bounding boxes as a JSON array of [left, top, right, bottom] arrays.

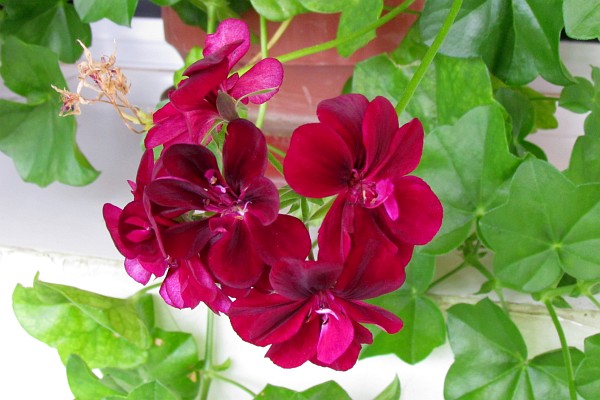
[[428, 261, 467, 290], [545, 300, 577, 400], [208, 371, 257, 398], [199, 311, 215, 400], [275, 0, 417, 64], [586, 293, 600, 311], [395, 0, 463, 116], [255, 15, 269, 129], [467, 256, 508, 312]]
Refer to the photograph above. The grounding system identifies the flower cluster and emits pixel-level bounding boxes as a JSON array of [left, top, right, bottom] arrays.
[[104, 19, 442, 371]]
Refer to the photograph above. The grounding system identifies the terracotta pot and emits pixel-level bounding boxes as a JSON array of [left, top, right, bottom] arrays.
[[162, 2, 423, 183]]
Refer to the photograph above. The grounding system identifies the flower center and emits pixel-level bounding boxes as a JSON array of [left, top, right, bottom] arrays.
[[308, 291, 340, 326], [347, 169, 393, 209]]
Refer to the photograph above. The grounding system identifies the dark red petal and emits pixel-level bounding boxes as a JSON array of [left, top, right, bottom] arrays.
[[315, 301, 354, 364], [229, 291, 310, 346], [145, 102, 188, 149], [204, 19, 250, 68], [208, 220, 265, 288], [170, 56, 229, 111], [162, 219, 212, 259], [317, 196, 352, 263], [228, 58, 283, 104], [367, 117, 424, 181], [103, 203, 132, 258], [265, 319, 320, 369], [223, 119, 267, 190], [337, 299, 403, 334], [124, 258, 152, 284], [159, 258, 231, 313], [334, 239, 409, 300], [242, 177, 279, 226], [270, 259, 342, 300], [145, 179, 209, 210], [133, 150, 155, 200], [161, 144, 222, 187], [254, 214, 312, 266], [284, 123, 354, 198], [317, 94, 369, 161]]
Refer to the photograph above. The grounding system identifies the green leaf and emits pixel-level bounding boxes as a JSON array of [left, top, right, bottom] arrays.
[[74, 0, 139, 26], [445, 299, 584, 399], [66, 355, 126, 400], [102, 327, 201, 400], [559, 68, 600, 136], [563, 0, 600, 40], [336, 0, 382, 57], [352, 31, 496, 133], [373, 376, 401, 400], [0, 38, 99, 186], [250, 0, 307, 21], [363, 253, 446, 364], [123, 381, 179, 400], [297, 0, 345, 13], [12, 277, 151, 369], [414, 104, 523, 254], [576, 334, 600, 399], [0, 0, 91, 63], [479, 158, 600, 292], [420, 0, 572, 86], [255, 381, 352, 399], [565, 136, 600, 184]]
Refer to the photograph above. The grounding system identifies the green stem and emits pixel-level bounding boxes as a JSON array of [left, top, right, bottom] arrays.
[[586, 293, 600, 311], [199, 311, 215, 400], [206, 4, 217, 34], [468, 256, 508, 312], [276, 0, 416, 64], [428, 261, 467, 290], [395, 0, 463, 116], [208, 372, 257, 398], [545, 300, 577, 400], [134, 281, 162, 296], [255, 15, 269, 129]]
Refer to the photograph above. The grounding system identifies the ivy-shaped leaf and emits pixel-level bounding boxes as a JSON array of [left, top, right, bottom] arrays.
[[414, 104, 523, 254], [373, 376, 401, 400], [352, 26, 496, 133], [563, 0, 600, 40], [0, 0, 91, 63], [479, 158, 600, 292], [420, 0, 573, 86], [0, 38, 99, 187], [336, 0, 383, 57], [363, 253, 446, 364], [559, 67, 600, 137], [73, 0, 139, 26], [114, 381, 179, 400], [249, 0, 307, 21], [66, 355, 127, 400], [102, 328, 201, 400], [255, 381, 352, 399], [12, 276, 151, 369], [445, 299, 584, 400], [565, 136, 600, 185], [576, 333, 600, 399]]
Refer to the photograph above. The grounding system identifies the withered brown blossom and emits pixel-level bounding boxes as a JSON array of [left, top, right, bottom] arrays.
[[52, 40, 151, 133]]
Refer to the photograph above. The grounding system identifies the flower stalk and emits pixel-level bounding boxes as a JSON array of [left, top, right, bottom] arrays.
[[395, 0, 463, 116]]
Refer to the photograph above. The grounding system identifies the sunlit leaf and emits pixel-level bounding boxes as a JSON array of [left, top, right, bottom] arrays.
[[255, 381, 352, 399], [563, 0, 600, 40], [12, 277, 151, 369], [74, 0, 139, 26]]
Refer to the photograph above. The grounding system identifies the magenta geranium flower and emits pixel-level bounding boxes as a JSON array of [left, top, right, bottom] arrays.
[[146, 118, 311, 290], [283, 94, 443, 262], [229, 240, 405, 371], [103, 150, 232, 313], [145, 19, 283, 149]]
